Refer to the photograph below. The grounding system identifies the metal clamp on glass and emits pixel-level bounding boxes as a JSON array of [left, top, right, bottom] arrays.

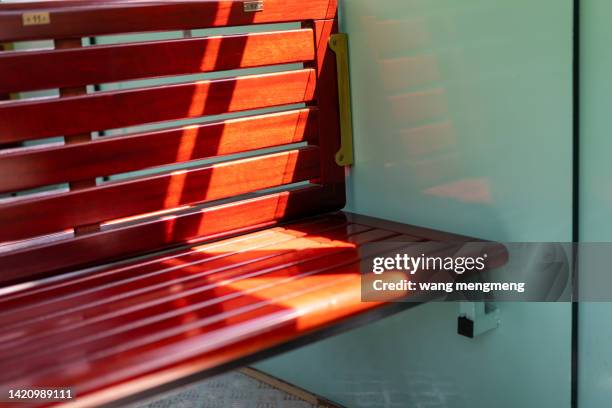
[[458, 302, 500, 338]]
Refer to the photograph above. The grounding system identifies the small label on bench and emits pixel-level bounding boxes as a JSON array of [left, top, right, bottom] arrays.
[[22, 12, 51, 26], [244, 0, 264, 12]]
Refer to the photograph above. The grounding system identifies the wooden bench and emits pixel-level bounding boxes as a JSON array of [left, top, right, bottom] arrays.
[[0, 1, 506, 406]]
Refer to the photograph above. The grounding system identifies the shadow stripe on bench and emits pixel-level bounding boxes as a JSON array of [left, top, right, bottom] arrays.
[[0, 108, 319, 193], [0, 0, 337, 42], [0, 147, 321, 242]]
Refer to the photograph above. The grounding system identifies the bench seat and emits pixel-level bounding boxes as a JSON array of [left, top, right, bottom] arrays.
[[0, 211, 477, 407]]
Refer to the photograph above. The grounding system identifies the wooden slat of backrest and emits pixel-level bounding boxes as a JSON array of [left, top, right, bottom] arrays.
[[0, 29, 315, 94], [0, 69, 317, 144], [0, 108, 318, 194], [0, 186, 337, 285], [0, 147, 320, 242], [0, 0, 338, 42]]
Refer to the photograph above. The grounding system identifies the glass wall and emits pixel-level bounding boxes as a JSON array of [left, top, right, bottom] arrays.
[[579, 1, 612, 406], [257, 1, 574, 407]]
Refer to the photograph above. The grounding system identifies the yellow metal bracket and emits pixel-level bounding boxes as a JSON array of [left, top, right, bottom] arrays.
[[329, 33, 354, 167]]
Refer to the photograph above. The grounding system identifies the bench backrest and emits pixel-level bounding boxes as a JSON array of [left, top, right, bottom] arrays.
[[0, 0, 344, 285]]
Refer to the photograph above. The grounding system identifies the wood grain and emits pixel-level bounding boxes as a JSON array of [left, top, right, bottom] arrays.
[[0, 219, 404, 402], [0, 0, 338, 42], [0, 186, 338, 284], [0, 29, 315, 94], [0, 69, 317, 143], [0, 108, 318, 193], [0, 148, 321, 242]]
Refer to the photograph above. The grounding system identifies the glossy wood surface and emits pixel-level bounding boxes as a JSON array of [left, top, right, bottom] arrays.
[[0, 0, 342, 286], [0, 108, 318, 193], [0, 187, 338, 284], [0, 211, 507, 407], [0, 214, 421, 407], [0, 148, 321, 242], [0, 0, 338, 42], [0, 29, 316, 94], [0, 0, 342, 283], [0, 69, 317, 143]]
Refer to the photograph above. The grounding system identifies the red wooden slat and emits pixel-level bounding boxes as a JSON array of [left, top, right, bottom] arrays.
[[0, 186, 338, 284], [0, 147, 320, 242], [0, 29, 316, 94], [0, 108, 318, 194], [0, 226, 395, 368], [0, 231, 408, 406], [340, 212, 475, 241], [0, 210, 506, 407], [0, 216, 355, 311], [62, 271, 400, 408], [0, 69, 317, 143], [0, 224, 381, 341], [0, 228, 400, 375], [0, 0, 338, 42]]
